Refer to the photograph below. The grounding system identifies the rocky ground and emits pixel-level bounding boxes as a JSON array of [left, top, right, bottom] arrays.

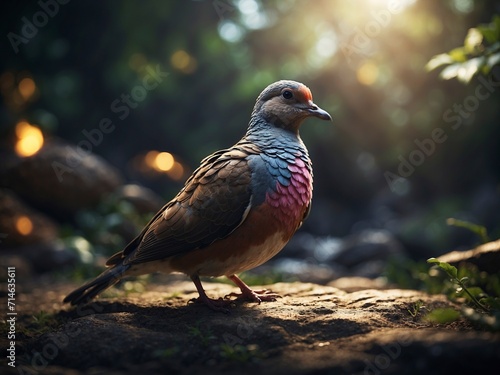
[[2, 276, 499, 375]]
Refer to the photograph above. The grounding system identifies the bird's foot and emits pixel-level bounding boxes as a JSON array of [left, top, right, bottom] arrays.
[[225, 289, 280, 304], [226, 274, 281, 304], [190, 274, 235, 313]]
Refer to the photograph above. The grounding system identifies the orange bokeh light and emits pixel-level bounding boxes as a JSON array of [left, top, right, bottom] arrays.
[[18, 77, 36, 100], [15, 215, 33, 236], [15, 121, 44, 157]]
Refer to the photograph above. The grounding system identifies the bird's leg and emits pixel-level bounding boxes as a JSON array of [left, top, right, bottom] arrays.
[[225, 274, 280, 303], [190, 275, 233, 313]]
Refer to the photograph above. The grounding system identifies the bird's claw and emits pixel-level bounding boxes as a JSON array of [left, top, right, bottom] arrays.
[[224, 289, 281, 304]]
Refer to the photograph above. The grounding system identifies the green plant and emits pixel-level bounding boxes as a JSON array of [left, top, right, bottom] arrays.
[[27, 311, 63, 335], [407, 300, 426, 318], [446, 218, 490, 244], [385, 239, 500, 330], [423, 308, 461, 324], [426, 258, 500, 331], [187, 322, 216, 347], [219, 344, 261, 363], [427, 258, 489, 313], [32, 311, 55, 325], [427, 14, 500, 83]]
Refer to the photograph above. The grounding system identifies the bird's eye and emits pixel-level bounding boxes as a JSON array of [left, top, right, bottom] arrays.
[[282, 90, 293, 99]]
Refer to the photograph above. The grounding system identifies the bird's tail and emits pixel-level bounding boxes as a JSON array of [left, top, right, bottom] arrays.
[[63, 264, 129, 305]]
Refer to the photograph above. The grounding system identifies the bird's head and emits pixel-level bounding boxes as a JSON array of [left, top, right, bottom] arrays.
[[251, 80, 332, 134]]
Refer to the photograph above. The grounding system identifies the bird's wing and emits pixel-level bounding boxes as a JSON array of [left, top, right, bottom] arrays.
[[117, 142, 260, 265]]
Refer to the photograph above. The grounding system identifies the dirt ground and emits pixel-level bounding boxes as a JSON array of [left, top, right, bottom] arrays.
[[2, 276, 500, 375]]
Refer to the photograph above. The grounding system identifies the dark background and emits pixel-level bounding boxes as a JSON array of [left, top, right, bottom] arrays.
[[1, 0, 499, 264]]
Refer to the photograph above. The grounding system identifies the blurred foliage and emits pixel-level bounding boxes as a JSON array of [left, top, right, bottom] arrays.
[[423, 307, 461, 324], [385, 221, 500, 332], [427, 257, 490, 312], [427, 14, 500, 83], [1, 0, 499, 258], [56, 193, 152, 277], [386, 256, 500, 330], [446, 217, 490, 244]]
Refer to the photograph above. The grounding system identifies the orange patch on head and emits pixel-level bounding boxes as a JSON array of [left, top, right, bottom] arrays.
[[296, 85, 313, 102]]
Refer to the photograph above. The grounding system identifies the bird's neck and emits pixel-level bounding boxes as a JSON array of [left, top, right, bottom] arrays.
[[246, 115, 302, 142]]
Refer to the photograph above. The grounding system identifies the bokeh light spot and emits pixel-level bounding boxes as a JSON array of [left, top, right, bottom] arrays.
[[16, 216, 33, 235], [218, 21, 244, 43], [15, 121, 44, 157], [390, 108, 409, 126], [452, 0, 474, 14], [18, 77, 36, 100], [357, 62, 379, 86], [170, 50, 197, 73], [155, 152, 175, 172], [168, 161, 185, 181]]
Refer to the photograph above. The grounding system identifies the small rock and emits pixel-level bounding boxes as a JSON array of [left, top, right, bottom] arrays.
[[0, 189, 59, 247], [0, 138, 123, 219], [0, 189, 77, 272], [115, 184, 164, 214]]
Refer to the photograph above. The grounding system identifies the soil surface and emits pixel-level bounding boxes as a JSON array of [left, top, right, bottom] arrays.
[[2, 276, 499, 375]]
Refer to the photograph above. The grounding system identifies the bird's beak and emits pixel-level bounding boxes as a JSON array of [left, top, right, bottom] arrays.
[[305, 101, 332, 121]]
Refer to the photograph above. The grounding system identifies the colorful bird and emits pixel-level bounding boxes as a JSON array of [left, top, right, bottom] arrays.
[[64, 80, 332, 312]]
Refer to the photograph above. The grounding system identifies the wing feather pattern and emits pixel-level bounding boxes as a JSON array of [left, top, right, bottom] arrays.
[[108, 141, 261, 266]]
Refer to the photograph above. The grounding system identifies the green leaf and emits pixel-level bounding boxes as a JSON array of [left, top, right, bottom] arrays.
[[427, 258, 458, 279], [457, 56, 485, 83], [457, 57, 486, 83], [440, 63, 461, 80], [426, 53, 454, 71], [464, 28, 483, 53], [439, 262, 458, 279], [424, 308, 461, 324], [478, 27, 497, 45], [446, 218, 490, 243], [448, 47, 467, 62]]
